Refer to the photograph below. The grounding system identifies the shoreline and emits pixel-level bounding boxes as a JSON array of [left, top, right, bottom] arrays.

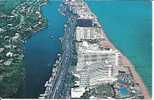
[[101, 28, 151, 99], [39, 0, 151, 99], [62, 0, 151, 99]]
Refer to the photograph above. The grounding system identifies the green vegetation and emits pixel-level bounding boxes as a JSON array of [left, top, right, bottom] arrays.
[[0, 0, 47, 97], [0, 61, 25, 97], [95, 84, 113, 98], [81, 84, 114, 99], [0, 0, 24, 14]]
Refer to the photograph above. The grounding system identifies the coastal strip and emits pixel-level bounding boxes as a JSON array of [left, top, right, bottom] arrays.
[[40, 0, 151, 99], [100, 25, 151, 99], [90, 3, 151, 99], [63, 0, 151, 99]]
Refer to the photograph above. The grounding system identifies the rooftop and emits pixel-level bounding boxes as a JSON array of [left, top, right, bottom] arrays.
[[71, 87, 85, 98]]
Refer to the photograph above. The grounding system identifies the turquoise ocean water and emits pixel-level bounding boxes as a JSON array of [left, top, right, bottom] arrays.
[[20, 0, 152, 98], [87, 0, 152, 95]]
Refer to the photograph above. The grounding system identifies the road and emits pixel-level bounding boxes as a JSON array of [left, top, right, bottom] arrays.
[[48, 18, 76, 98]]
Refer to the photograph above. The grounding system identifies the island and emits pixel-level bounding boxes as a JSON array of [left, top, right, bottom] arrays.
[[0, 0, 48, 97], [40, 0, 150, 99]]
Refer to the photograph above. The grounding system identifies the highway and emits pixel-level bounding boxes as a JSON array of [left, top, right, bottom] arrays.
[[48, 18, 76, 98]]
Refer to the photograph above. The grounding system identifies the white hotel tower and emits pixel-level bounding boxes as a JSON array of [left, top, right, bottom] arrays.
[[75, 27, 119, 88]]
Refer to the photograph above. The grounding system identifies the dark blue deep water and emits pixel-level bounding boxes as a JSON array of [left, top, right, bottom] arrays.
[[24, 1, 66, 98]]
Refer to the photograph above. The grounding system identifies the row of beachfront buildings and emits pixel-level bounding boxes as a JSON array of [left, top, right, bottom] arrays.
[[63, 0, 123, 98]]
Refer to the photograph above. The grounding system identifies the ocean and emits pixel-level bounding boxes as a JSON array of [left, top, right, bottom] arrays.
[[87, 0, 152, 95], [22, 0, 152, 98]]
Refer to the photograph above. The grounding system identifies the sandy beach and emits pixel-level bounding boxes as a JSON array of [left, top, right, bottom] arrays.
[[101, 28, 151, 99], [61, 0, 151, 99]]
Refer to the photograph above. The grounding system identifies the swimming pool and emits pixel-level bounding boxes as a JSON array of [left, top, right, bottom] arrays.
[[119, 86, 128, 96]]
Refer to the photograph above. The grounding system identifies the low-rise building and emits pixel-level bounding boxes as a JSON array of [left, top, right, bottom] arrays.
[[0, 48, 5, 53], [71, 87, 85, 98], [3, 59, 13, 66], [76, 27, 104, 41]]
